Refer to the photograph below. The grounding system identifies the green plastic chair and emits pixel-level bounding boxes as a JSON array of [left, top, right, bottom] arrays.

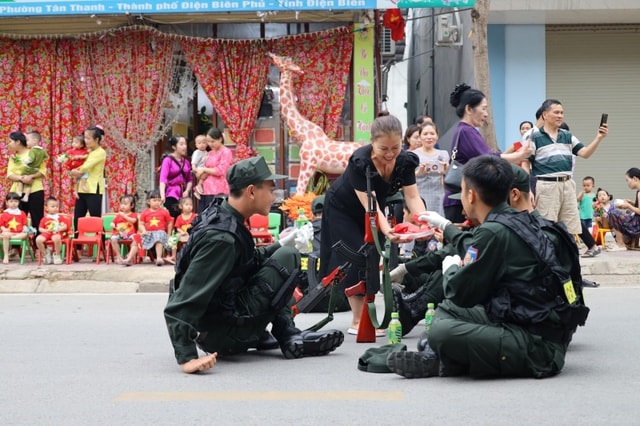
[[1, 236, 35, 264]]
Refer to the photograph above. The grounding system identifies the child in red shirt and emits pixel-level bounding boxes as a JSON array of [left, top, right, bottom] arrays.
[[35, 197, 69, 265], [1, 192, 29, 264], [139, 189, 173, 266], [110, 194, 140, 266], [167, 197, 197, 264], [59, 135, 89, 199]]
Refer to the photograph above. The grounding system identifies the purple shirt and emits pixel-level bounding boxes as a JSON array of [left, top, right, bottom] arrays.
[[443, 121, 500, 207], [159, 155, 193, 200]]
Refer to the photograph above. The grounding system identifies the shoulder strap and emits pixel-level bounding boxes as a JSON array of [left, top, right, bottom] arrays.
[[450, 131, 461, 161]]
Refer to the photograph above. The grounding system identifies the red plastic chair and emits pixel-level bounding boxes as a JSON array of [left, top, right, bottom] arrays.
[[37, 213, 73, 265], [68, 216, 109, 264], [249, 214, 274, 247]]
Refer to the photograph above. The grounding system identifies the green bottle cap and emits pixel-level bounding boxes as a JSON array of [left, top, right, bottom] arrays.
[[427, 303, 435, 309], [391, 312, 399, 319]]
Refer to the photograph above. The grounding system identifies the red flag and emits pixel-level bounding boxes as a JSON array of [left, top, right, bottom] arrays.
[[382, 9, 405, 42]]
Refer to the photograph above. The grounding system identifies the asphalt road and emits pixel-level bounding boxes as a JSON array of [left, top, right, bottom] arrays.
[[0, 286, 638, 425]]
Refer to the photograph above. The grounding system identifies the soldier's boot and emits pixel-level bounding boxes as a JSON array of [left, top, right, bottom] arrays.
[[272, 315, 344, 359], [271, 315, 305, 359], [254, 330, 279, 351], [299, 329, 344, 357], [386, 339, 440, 379], [392, 284, 428, 336]]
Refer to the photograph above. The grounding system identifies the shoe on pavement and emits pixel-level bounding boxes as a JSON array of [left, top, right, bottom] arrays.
[[52, 254, 63, 265], [300, 329, 344, 357], [607, 245, 627, 252], [386, 351, 440, 379], [44, 250, 53, 265]]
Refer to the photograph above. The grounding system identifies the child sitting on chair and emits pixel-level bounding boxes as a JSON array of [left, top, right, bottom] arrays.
[[110, 194, 140, 267], [0, 192, 29, 264], [35, 197, 67, 265]]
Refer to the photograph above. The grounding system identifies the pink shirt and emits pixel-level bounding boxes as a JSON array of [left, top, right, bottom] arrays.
[[202, 146, 232, 196]]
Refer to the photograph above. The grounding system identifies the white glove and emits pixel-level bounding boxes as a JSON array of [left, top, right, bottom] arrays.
[[390, 263, 408, 283], [279, 228, 298, 248], [442, 255, 461, 273], [418, 211, 451, 230]]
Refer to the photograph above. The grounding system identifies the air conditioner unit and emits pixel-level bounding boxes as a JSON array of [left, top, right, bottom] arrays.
[[436, 15, 462, 46], [380, 28, 395, 57]]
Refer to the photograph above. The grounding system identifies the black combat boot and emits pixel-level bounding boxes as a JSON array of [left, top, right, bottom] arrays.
[[271, 315, 305, 359], [392, 284, 428, 336], [272, 315, 344, 359], [386, 341, 440, 379], [300, 329, 344, 357]]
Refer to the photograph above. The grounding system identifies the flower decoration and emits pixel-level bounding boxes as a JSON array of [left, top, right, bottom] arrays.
[[56, 153, 69, 163], [593, 201, 606, 218], [279, 192, 318, 222]]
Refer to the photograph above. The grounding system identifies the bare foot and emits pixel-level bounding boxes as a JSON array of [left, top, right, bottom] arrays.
[[21, 195, 29, 203], [2, 258, 9, 264]]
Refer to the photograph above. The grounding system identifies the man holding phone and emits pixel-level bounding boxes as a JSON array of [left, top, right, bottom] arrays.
[[521, 99, 608, 236]]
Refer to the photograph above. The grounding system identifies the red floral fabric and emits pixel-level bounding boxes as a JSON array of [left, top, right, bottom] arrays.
[[0, 26, 354, 212], [269, 27, 354, 139], [180, 38, 268, 161]]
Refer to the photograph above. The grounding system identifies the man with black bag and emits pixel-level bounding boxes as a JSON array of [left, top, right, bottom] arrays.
[[164, 156, 343, 374], [387, 155, 588, 379]]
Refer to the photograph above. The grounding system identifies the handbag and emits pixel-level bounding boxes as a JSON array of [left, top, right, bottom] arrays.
[[444, 132, 464, 193]]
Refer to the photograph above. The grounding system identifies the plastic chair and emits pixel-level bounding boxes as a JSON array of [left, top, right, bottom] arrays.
[[68, 216, 108, 264], [1, 236, 35, 264], [596, 227, 612, 247], [268, 212, 282, 242], [37, 214, 73, 265], [249, 214, 274, 247]]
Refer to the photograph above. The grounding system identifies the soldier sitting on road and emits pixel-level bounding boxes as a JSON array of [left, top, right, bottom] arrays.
[[387, 155, 589, 379], [164, 156, 344, 374]]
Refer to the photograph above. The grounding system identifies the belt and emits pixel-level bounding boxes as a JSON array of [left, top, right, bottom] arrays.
[[537, 176, 570, 182]]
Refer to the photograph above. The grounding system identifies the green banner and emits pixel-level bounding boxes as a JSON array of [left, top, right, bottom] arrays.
[[353, 23, 375, 145]]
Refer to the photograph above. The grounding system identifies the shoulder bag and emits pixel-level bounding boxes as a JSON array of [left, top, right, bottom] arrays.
[[444, 132, 463, 193]]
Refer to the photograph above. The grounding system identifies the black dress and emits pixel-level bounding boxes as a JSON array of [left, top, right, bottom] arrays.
[[319, 145, 419, 296]]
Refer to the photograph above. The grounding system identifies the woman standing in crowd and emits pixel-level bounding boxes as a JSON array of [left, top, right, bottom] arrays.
[[159, 134, 193, 220], [71, 125, 107, 231], [402, 124, 422, 151], [6, 131, 46, 233], [605, 168, 640, 251], [195, 127, 232, 213], [320, 114, 426, 336], [443, 83, 532, 223], [413, 122, 449, 215]]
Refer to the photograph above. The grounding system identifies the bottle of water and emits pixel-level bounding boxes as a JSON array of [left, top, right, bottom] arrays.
[[388, 312, 402, 344], [425, 303, 436, 332], [296, 208, 309, 228]]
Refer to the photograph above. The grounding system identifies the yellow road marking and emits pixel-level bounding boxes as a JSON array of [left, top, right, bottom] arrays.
[[115, 390, 404, 402]]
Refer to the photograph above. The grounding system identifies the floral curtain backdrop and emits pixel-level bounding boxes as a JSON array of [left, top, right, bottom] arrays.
[[180, 38, 269, 160], [75, 29, 179, 201], [268, 27, 354, 139], [0, 25, 354, 213]]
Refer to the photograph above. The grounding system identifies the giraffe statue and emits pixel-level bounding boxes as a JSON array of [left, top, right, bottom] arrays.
[[267, 52, 362, 195]]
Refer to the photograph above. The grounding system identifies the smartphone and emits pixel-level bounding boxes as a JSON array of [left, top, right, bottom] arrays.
[[599, 113, 608, 127]]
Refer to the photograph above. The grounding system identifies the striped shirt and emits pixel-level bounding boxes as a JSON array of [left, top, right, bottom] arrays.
[[528, 127, 584, 177]]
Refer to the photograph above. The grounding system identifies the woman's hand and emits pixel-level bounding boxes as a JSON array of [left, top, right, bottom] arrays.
[[21, 175, 35, 185], [69, 169, 82, 178]]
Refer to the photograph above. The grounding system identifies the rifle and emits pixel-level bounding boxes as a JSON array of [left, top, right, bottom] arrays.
[[291, 241, 366, 331], [344, 165, 394, 342]]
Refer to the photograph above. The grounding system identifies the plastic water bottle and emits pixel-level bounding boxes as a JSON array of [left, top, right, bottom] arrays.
[[425, 303, 436, 332], [296, 208, 309, 228], [388, 312, 402, 344]]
